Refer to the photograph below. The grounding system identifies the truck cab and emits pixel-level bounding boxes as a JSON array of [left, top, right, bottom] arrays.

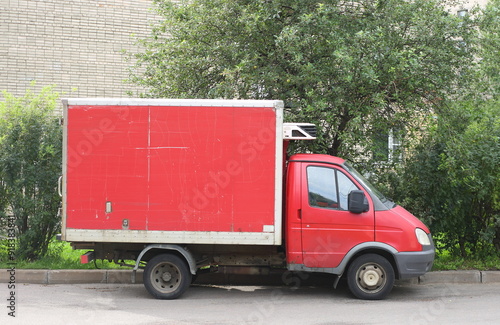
[[285, 154, 435, 299]]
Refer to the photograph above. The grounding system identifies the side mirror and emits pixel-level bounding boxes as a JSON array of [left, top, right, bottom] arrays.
[[348, 190, 369, 214]]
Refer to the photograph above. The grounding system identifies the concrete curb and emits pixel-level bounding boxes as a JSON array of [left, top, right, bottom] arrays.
[[1, 269, 499, 285], [0, 269, 144, 285]]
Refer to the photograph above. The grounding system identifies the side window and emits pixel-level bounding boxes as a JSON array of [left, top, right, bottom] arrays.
[[307, 167, 338, 209], [337, 171, 359, 210], [307, 166, 359, 211]]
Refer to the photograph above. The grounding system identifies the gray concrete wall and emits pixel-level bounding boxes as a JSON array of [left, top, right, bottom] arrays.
[[0, 0, 159, 100]]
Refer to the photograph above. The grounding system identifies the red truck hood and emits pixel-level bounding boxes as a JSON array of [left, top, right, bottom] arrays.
[[389, 205, 430, 233]]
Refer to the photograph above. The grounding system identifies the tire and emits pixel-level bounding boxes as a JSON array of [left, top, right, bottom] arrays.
[[346, 254, 395, 300], [143, 253, 192, 299]]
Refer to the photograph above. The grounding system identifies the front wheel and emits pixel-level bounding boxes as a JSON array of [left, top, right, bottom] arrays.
[[346, 254, 395, 300], [143, 253, 192, 299]]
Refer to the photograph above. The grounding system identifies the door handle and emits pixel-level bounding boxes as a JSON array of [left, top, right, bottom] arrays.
[[58, 176, 63, 197]]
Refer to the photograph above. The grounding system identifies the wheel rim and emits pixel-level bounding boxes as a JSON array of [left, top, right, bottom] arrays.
[[150, 262, 181, 294], [355, 262, 387, 294]]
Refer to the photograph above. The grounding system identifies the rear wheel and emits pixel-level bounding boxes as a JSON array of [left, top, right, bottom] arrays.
[[347, 254, 395, 300], [143, 253, 192, 299]]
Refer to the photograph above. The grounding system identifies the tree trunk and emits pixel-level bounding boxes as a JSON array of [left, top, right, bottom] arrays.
[[494, 225, 500, 252], [459, 238, 467, 258]]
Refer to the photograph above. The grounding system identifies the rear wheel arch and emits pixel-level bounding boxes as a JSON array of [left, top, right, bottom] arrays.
[[134, 244, 197, 275]]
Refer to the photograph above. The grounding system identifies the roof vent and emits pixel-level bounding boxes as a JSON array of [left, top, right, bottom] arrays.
[[283, 123, 317, 140]]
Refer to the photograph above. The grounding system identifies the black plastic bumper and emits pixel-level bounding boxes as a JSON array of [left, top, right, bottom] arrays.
[[395, 235, 435, 279]]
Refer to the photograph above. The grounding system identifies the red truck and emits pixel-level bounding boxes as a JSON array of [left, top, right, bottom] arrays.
[[60, 98, 434, 300]]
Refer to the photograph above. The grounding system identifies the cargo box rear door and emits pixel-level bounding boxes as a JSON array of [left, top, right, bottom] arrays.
[[65, 105, 149, 231]]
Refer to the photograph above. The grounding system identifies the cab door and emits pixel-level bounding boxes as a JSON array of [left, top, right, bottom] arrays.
[[301, 163, 375, 268]]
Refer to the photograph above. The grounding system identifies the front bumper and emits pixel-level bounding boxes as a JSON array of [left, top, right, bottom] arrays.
[[395, 235, 435, 279]]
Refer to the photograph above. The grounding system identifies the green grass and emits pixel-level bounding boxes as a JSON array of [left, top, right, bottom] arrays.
[[432, 250, 500, 271], [0, 239, 130, 269]]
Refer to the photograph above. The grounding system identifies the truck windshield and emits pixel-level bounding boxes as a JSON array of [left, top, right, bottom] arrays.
[[343, 162, 396, 209]]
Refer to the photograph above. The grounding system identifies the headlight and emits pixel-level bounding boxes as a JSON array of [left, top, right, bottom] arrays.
[[415, 228, 431, 246]]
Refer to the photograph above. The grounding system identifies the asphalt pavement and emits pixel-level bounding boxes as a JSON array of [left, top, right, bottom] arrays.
[[3, 282, 500, 324]]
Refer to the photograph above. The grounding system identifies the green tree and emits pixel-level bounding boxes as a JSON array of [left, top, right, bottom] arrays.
[[0, 85, 62, 260], [477, 0, 500, 99], [129, 0, 476, 161], [396, 1, 500, 258]]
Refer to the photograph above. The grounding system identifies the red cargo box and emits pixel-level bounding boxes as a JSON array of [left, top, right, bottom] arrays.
[[61, 99, 284, 245]]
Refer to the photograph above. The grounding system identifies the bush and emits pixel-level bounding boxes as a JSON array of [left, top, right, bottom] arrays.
[[0, 85, 62, 260], [400, 99, 500, 258]]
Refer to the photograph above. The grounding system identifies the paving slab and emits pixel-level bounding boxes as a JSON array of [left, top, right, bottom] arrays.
[[107, 269, 144, 284], [0, 269, 48, 284], [48, 269, 107, 284], [16, 269, 49, 284], [481, 271, 500, 283], [419, 270, 481, 284]]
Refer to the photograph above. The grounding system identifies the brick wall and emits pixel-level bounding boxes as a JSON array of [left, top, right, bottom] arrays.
[[0, 0, 159, 100]]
